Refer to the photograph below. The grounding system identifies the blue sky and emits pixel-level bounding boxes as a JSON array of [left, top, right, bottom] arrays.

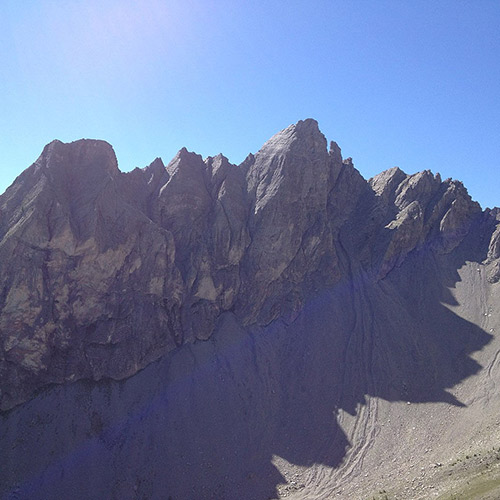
[[1, 1, 499, 207]]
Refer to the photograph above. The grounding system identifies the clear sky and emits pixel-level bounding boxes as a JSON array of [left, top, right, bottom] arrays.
[[1, 1, 499, 208]]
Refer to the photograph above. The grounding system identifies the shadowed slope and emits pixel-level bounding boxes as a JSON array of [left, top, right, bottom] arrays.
[[1, 120, 499, 499], [0, 222, 494, 500]]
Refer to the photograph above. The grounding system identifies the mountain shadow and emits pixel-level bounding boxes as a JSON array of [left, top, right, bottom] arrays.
[[0, 227, 493, 500], [1, 122, 498, 499]]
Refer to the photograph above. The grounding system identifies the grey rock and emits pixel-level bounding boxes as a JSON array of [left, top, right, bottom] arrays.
[[0, 121, 496, 411]]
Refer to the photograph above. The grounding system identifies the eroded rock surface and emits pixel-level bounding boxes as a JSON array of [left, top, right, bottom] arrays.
[[0, 120, 498, 411]]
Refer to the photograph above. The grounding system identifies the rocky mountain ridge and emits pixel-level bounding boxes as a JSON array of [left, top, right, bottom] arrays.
[[0, 119, 498, 412]]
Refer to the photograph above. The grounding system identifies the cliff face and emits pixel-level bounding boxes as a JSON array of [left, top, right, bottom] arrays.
[[2, 120, 500, 500], [0, 119, 497, 411]]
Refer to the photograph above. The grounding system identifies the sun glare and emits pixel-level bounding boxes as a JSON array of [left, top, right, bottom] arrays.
[[15, 0, 195, 84]]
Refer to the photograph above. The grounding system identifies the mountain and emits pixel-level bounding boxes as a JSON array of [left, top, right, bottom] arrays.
[[2, 120, 500, 499]]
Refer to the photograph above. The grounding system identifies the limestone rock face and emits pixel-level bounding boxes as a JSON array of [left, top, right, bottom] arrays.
[[241, 119, 340, 324], [0, 140, 185, 409], [369, 169, 484, 278], [0, 122, 497, 411]]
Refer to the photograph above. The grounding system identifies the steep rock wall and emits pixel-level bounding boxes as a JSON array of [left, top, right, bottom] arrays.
[[0, 120, 497, 415]]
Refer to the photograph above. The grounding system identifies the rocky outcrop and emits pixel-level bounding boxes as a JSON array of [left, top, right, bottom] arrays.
[[0, 120, 497, 411], [240, 119, 341, 324], [0, 140, 185, 410], [369, 169, 484, 278]]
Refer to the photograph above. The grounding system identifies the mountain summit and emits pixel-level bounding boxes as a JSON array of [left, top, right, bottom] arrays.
[[2, 121, 500, 499]]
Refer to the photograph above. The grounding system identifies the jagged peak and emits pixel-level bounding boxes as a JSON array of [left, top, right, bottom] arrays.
[[295, 117, 320, 131], [204, 152, 231, 168], [139, 157, 168, 189], [440, 177, 480, 213], [255, 119, 327, 159], [372, 165, 406, 179], [205, 153, 232, 177], [166, 147, 205, 176], [144, 157, 165, 171], [245, 120, 330, 199], [205, 152, 228, 162], [394, 169, 441, 208], [370, 166, 408, 199], [329, 140, 342, 163], [238, 152, 255, 175]]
